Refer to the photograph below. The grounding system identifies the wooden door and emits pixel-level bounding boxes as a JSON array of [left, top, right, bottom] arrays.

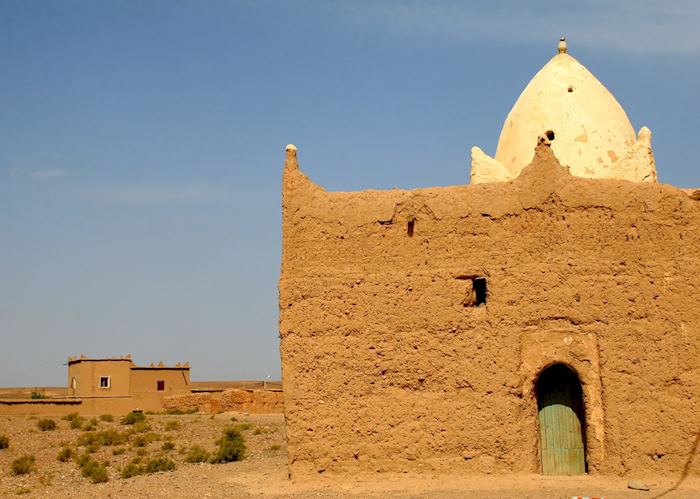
[[537, 364, 586, 475]]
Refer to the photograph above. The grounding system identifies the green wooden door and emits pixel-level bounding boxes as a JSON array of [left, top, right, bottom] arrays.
[[537, 365, 586, 475]]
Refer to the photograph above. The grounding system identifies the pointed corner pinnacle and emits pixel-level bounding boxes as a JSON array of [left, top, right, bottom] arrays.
[[285, 143, 299, 170], [558, 36, 567, 54]]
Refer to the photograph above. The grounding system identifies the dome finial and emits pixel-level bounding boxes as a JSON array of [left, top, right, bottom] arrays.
[[558, 36, 567, 54]]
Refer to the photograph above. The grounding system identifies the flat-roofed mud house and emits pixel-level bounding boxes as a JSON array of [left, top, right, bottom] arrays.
[[279, 40, 700, 477], [67, 355, 191, 413]]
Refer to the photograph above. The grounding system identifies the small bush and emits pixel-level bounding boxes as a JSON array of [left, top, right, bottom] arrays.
[[70, 416, 86, 430], [252, 427, 263, 435], [144, 457, 175, 474], [77, 429, 126, 449], [11, 455, 36, 475], [37, 418, 57, 431], [120, 462, 144, 479], [164, 420, 180, 431], [62, 413, 79, 421], [161, 441, 175, 451], [131, 432, 160, 447], [230, 416, 238, 422], [74, 451, 91, 468], [269, 444, 282, 451], [135, 448, 148, 457], [99, 414, 114, 422], [15, 486, 31, 494], [121, 411, 145, 425], [235, 422, 252, 432], [79, 457, 109, 483], [184, 445, 209, 463], [210, 427, 246, 464], [0, 435, 9, 449], [30, 388, 45, 399], [88, 464, 109, 483], [112, 447, 126, 456], [164, 408, 196, 415], [126, 421, 151, 435], [82, 417, 99, 431], [57, 447, 75, 462]]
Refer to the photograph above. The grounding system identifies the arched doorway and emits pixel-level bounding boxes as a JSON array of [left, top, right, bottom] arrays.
[[536, 364, 587, 475]]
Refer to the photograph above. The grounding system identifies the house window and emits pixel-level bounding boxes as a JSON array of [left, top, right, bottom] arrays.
[[99, 376, 110, 389], [157, 380, 165, 391]]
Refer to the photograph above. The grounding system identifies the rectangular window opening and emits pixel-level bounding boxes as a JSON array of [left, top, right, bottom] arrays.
[[407, 219, 415, 237], [99, 376, 110, 389], [157, 380, 165, 391], [473, 277, 487, 306]]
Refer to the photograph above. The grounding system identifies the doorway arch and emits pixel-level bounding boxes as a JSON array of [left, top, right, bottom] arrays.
[[536, 363, 587, 475]]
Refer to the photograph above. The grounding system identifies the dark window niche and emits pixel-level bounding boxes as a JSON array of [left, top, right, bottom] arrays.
[[456, 275, 488, 307], [157, 380, 165, 391], [473, 277, 487, 306]]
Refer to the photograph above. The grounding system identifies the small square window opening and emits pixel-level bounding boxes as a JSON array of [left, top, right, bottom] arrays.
[[157, 380, 165, 391], [99, 376, 110, 389]]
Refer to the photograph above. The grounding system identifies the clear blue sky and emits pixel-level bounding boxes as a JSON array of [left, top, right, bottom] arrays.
[[1, 1, 699, 386]]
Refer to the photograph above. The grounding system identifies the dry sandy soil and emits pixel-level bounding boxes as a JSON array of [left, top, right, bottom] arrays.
[[1, 412, 698, 498]]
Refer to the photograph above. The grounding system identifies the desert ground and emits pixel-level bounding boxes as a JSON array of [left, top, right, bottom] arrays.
[[0, 411, 698, 498]]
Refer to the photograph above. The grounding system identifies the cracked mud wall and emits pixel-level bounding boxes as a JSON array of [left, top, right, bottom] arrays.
[[279, 145, 700, 477]]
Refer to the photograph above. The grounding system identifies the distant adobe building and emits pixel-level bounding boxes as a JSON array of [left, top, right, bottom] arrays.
[[67, 354, 191, 412], [279, 39, 700, 477]]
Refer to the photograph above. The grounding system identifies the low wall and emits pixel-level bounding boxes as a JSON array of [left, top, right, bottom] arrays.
[[0, 396, 165, 416], [221, 389, 284, 413], [0, 398, 83, 416], [163, 389, 284, 414], [162, 392, 220, 413]]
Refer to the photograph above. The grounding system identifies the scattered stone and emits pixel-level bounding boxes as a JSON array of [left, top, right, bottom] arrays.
[[628, 479, 650, 491]]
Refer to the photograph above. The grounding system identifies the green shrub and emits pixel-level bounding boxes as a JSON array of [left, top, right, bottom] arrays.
[[126, 421, 151, 435], [79, 457, 109, 483], [37, 418, 57, 431], [164, 408, 196, 415], [11, 455, 36, 475], [161, 441, 175, 451], [134, 448, 148, 457], [112, 447, 126, 456], [99, 414, 114, 422], [268, 444, 282, 451], [62, 413, 79, 421], [210, 427, 246, 464], [87, 464, 109, 483], [30, 388, 45, 399], [57, 447, 75, 462], [144, 457, 175, 474], [131, 432, 160, 447], [164, 420, 180, 431], [234, 422, 252, 432], [120, 462, 144, 479], [184, 445, 209, 463], [70, 416, 86, 430], [82, 417, 99, 431], [77, 429, 126, 450], [121, 411, 145, 425], [74, 451, 92, 468], [0, 435, 9, 449]]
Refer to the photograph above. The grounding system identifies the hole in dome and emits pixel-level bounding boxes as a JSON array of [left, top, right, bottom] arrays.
[[545, 130, 555, 141]]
